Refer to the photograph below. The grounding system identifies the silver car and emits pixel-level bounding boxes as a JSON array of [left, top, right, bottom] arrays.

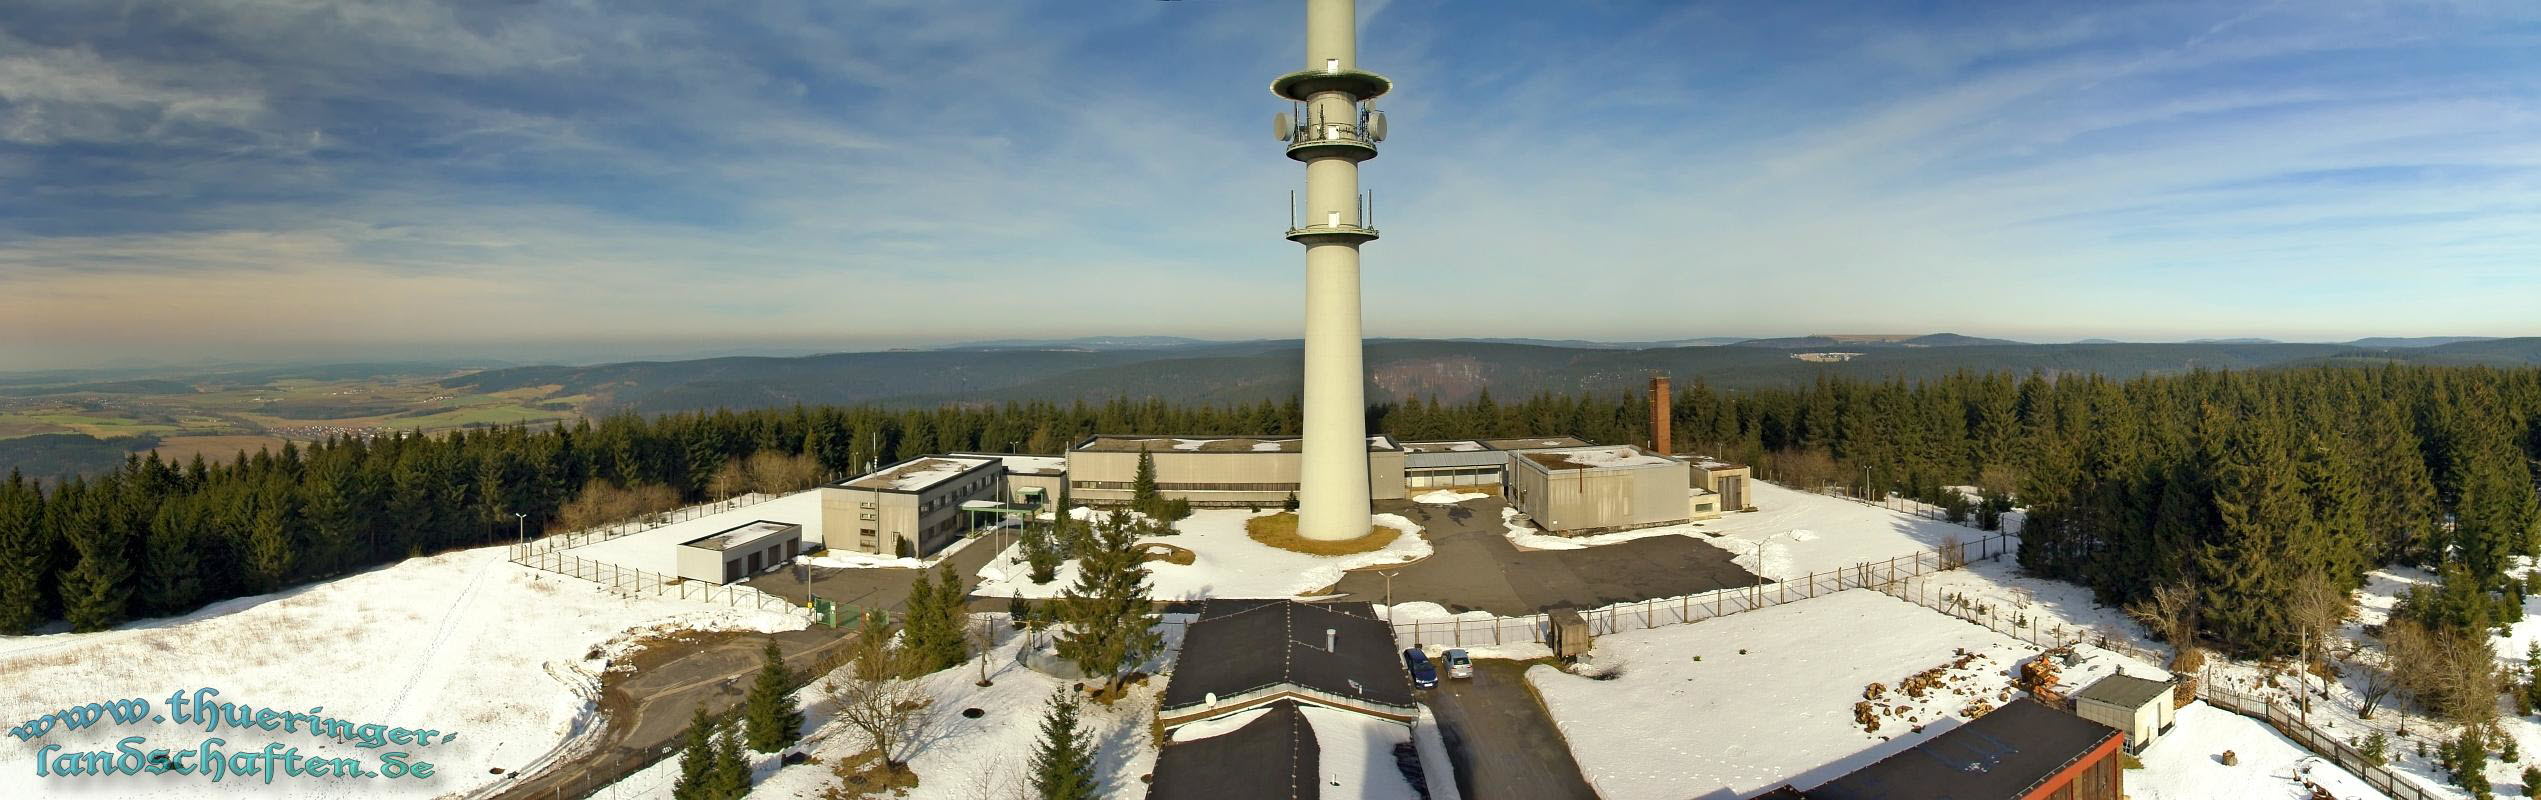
[[1442, 648, 1473, 679]]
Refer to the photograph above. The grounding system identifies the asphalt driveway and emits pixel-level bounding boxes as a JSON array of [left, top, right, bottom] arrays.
[[1333, 497, 1765, 616]]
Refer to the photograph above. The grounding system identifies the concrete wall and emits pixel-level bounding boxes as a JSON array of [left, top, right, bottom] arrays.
[[2074, 688, 2173, 753], [1007, 473, 1066, 506], [1510, 458, 1691, 534], [674, 545, 726, 584], [1069, 449, 1405, 507]]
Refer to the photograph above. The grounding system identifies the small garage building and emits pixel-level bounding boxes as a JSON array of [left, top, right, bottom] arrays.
[[2071, 674, 2175, 754], [675, 520, 802, 584]]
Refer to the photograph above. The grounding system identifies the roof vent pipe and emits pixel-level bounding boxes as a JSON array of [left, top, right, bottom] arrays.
[[1326, 628, 1337, 652]]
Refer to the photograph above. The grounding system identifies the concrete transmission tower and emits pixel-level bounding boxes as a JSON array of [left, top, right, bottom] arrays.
[[1274, 0, 1390, 540]]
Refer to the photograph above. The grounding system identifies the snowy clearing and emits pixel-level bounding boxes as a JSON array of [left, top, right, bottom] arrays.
[[1412, 489, 1486, 505], [566, 490, 829, 575], [2131, 703, 2391, 800], [1524, 589, 2158, 800], [975, 509, 1429, 600], [0, 546, 804, 799]]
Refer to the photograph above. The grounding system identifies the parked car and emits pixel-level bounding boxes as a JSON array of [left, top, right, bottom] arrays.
[[1402, 648, 1438, 689], [1442, 648, 1473, 679]]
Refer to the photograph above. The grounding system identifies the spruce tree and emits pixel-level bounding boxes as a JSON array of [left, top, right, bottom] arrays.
[[742, 639, 804, 752], [710, 720, 752, 797], [1029, 689, 1099, 800], [1055, 511, 1162, 697], [672, 707, 717, 800], [2195, 402, 2308, 658], [1022, 520, 1062, 583], [0, 472, 48, 634], [1131, 447, 1161, 518]]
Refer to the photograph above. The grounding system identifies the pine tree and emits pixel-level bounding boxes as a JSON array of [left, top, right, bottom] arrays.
[[1055, 511, 1162, 697], [58, 478, 136, 632], [1022, 518, 1062, 583], [1131, 447, 1161, 518], [1028, 689, 1100, 800], [2195, 402, 2308, 658], [0, 471, 48, 634], [672, 707, 718, 800], [742, 639, 804, 752], [710, 720, 752, 798]]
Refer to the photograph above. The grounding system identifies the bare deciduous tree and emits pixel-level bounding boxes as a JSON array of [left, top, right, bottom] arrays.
[[827, 612, 934, 766], [2125, 583, 2202, 671], [2287, 572, 2355, 722]]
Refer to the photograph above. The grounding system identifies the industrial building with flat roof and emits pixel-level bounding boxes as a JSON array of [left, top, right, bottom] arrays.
[[674, 520, 802, 584], [1508, 444, 1696, 534], [820, 455, 1002, 557], [1067, 434, 1406, 508]]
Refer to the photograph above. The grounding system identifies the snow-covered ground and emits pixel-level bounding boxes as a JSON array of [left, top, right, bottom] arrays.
[[1412, 489, 1486, 505], [0, 546, 804, 799], [606, 614, 1172, 799], [2133, 703, 2391, 800], [567, 489, 830, 575], [1499, 506, 1721, 552], [1525, 589, 2161, 800], [1698, 481, 1995, 578], [975, 509, 1429, 600]]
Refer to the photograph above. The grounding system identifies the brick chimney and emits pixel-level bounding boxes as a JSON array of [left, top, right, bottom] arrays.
[[1649, 375, 1673, 456]]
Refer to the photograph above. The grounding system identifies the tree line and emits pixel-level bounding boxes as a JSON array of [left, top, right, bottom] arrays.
[[2, 367, 2534, 654]]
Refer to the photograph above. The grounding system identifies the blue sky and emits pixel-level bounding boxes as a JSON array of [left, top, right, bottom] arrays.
[[1, 0, 2537, 368]]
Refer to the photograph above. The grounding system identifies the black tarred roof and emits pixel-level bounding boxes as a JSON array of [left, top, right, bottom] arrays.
[[1802, 698, 2120, 800], [1145, 701, 1319, 800], [1160, 599, 1413, 713]]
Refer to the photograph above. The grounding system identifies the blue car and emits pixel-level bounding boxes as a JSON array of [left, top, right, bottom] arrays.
[[1402, 648, 1439, 689]]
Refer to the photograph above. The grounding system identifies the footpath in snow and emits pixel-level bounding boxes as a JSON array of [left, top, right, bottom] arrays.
[[0, 545, 804, 799], [975, 508, 1429, 600]]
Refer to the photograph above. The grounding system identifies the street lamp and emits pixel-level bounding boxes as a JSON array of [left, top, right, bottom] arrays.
[[1379, 570, 1401, 627], [514, 512, 527, 546]]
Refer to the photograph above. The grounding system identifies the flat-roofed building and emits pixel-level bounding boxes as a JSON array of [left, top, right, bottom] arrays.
[[674, 520, 802, 584], [1067, 435, 1406, 508], [2070, 674, 2175, 754], [1398, 440, 1501, 488], [1687, 456, 1753, 519], [1507, 444, 1692, 534], [946, 452, 1068, 508], [821, 455, 1001, 557], [1479, 435, 1591, 451]]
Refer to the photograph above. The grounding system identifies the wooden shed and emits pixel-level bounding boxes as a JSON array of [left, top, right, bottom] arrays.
[[1547, 607, 1593, 659]]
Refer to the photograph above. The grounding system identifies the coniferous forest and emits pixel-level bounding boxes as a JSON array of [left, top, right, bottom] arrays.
[[0, 365, 2534, 662]]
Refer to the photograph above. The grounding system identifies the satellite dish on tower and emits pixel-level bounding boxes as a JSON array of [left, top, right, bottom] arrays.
[[1366, 110, 1388, 142], [1275, 111, 1293, 141]]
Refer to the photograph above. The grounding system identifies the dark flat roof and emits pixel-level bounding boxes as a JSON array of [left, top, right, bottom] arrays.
[[1803, 698, 2120, 800], [2074, 674, 2172, 709], [1161, 600, 1413, 713], [1146, 701, 1317, 800]]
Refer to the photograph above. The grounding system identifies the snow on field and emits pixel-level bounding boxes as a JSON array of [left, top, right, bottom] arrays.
[[610, 615, 1167, 799], [568, 490, 828, 574], [2132, 703, 2391, 800], [1412, 489, 1486, 504], [976, 509, 1429, 600], [1525, 590, 2055, 800], [1700, 481, 1977, 576], [0, 546, 804, 799]]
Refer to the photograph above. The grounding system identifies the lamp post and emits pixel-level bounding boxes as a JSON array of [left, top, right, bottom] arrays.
[[514, 512, 527, 546], [1379, 569, 1400, 627]]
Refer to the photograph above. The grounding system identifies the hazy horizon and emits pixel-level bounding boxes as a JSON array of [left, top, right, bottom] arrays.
[[5, 0, 2537, 370]]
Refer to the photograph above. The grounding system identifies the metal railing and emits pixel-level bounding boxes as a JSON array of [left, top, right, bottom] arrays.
[[508, 546, 813, 621], [2198, 686, 2447, 800]]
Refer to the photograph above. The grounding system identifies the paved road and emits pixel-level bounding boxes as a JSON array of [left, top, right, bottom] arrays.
[[1426, 660, 1600, 800], [1335, 497, 1764, 616], [491, 626, 851, 800]]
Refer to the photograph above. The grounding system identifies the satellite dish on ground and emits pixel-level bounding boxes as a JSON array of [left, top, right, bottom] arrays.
[[1275, 111, 1293, 141]]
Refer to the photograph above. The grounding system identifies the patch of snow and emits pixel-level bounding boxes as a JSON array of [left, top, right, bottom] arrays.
[[1170, 438, 1218, 451], [2132, 703, 2390, 800], [1448, 443, 1483, 452], [0, 545, 807, 799], [1170, 707, 1274, 742], [977, 509, 1431, 601], [1499, 508, 1711, 552], [1557, 446, 1676, 469], [886, 457, 990, 490], [1413, 489, 1487, 505], [1252, 441, 1282, 452], [1411, 706, 1463, 800], [1296, 705, 1420, 800]]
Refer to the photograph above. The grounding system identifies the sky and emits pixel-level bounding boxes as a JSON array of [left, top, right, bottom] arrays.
[[1, 0, 2537, 370]]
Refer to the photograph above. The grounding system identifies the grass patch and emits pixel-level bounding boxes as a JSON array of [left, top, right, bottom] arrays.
[[1138, 543, 1196, 566], [824, 749, 920, 798], [1245, 512, 1398, 555]]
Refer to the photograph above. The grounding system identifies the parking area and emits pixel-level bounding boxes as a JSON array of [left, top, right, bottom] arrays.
[[1332, 497, 1766, 616], [1425, 658, 1600, 800]]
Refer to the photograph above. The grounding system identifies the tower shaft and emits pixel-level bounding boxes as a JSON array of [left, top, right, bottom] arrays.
[[1277, 0, 1389, 540]]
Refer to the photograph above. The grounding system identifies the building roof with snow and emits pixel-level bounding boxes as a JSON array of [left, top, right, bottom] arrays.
[[943, 452, 1068, 476], [1146, 701, 1320, 800], [1478, 435, 1592, 451], [1158, 599, 1415, 727], [676, 520, 799, 551], [836, 455, 996, 492], [2072, 673, 2172, 709], [1794, 698, 2124, 800], [1518, 444, 1681, 472], [1073, 434, 1400, 454], [1397, 440, 1487, 454]]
